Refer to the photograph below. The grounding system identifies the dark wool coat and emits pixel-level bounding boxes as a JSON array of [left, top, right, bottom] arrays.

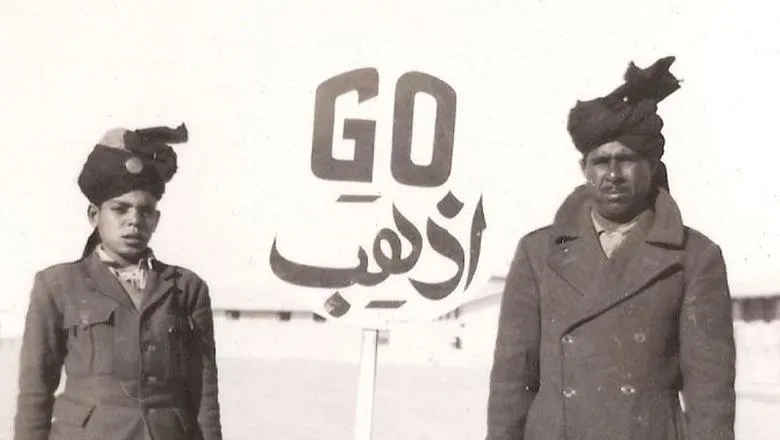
[[14, 252, 222, 440], [486, 186, 736, 440]]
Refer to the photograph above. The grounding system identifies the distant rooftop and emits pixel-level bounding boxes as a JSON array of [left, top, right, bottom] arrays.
[[211, 273, 778, 313], [211, 275, 507, 312]]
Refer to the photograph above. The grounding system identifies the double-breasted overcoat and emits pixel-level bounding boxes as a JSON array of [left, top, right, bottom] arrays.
[[14, 251, 222, 440], [486, 186, 736, 440]]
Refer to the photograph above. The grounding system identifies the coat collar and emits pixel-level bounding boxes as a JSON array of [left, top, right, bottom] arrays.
[[80, 251, 182, 313], [550, 184, 685, 248]]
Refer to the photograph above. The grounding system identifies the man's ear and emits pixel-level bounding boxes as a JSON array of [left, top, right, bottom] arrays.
[[579, 151, 590, 170], [579, 156, 588, 181], [150, 209, 161, 233], [87, 204, 100, 228]]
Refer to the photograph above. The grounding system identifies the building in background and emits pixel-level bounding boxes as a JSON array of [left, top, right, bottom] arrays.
[[208, 275, 780, 389]]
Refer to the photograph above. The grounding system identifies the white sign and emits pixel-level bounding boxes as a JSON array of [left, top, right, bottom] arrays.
[[266, 68, 499, 329]]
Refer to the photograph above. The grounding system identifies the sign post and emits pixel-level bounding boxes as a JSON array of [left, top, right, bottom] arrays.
[[354, 329, 379, 440], [267, 67, 499, 439]]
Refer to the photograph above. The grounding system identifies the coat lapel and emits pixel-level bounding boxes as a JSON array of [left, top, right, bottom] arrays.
[[548, 186, 687, 332], [562, 242, 684, 331], [80, 252, 135, 308], [546, 204, 607, 297], [140, 261, 182, 313]]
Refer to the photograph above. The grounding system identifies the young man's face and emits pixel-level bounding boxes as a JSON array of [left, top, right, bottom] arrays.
[[580, 141, 656, 223], [88, 190, 161, 263]]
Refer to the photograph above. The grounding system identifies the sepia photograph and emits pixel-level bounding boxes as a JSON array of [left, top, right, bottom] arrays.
[[1, 1, 778, 439]]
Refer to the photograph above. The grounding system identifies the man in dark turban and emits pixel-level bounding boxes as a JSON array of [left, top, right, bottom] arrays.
[[77, 124, 188, 257], [487, 57, 736, 440], [15, 124, 224, 440]]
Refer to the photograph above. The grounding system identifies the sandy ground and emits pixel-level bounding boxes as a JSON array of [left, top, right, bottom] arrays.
[[0, 328, 778, 440]]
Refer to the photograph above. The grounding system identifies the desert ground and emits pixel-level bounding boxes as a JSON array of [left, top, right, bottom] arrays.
[[0, 320, 778, 440]]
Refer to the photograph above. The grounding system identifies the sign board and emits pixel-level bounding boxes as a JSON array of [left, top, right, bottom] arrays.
[[266, 67, 499, 329]]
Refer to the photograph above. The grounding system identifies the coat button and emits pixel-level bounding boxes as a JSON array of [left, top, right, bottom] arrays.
[[620, 384, 636, 395], [562, 387, 577, 398], [633, 333, 646, 343], [561, 334, 574, 344]]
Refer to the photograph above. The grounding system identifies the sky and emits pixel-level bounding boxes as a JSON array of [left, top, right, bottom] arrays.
[[1, 0, 779, 318]]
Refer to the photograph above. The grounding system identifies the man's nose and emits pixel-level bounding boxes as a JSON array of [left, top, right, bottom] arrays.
[[126, 209, 142, 225], [605, 160, 623, 181]]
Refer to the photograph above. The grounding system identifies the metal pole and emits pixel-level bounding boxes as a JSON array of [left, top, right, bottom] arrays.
[[354, 328, 379, 440]]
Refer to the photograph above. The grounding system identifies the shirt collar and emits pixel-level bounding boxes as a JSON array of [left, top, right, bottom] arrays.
[[590, 209, 640, 236], [95, 244, 156, 271]]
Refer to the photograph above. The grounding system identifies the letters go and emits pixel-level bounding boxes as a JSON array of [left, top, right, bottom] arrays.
[[311, 68, 457, 188]]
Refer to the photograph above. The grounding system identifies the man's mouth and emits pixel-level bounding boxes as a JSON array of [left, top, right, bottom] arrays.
[[601, 187, 629, 200], [122, 233, 146, 243]]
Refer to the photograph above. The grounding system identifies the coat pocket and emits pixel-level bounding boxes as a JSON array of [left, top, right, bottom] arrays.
[[163, 314, 195, 382], [631, 390, 679, 440], [172, 407, 191, 434], [146, 407, 190, 440], [63, 304, 117, 375], [52, 397, 96, 427], [50, 396, 97, 440]]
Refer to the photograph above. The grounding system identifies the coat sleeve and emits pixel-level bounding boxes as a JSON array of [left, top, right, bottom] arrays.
[[190, 279, 223, 440], [486, 238, 541, 440], [14, 271, 66, 440], [679, 243, 736, 440]]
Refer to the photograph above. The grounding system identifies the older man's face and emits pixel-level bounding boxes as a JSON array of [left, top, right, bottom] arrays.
[[581, 141, 656, 223]]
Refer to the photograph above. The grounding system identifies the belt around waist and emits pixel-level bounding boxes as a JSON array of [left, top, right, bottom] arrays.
[[62, 375, 186, 408]]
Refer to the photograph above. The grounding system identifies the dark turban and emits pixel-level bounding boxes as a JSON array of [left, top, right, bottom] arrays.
[[567, 56, 681, 190], [78, 123, 188, 205], [78, 123, 188, 258]]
